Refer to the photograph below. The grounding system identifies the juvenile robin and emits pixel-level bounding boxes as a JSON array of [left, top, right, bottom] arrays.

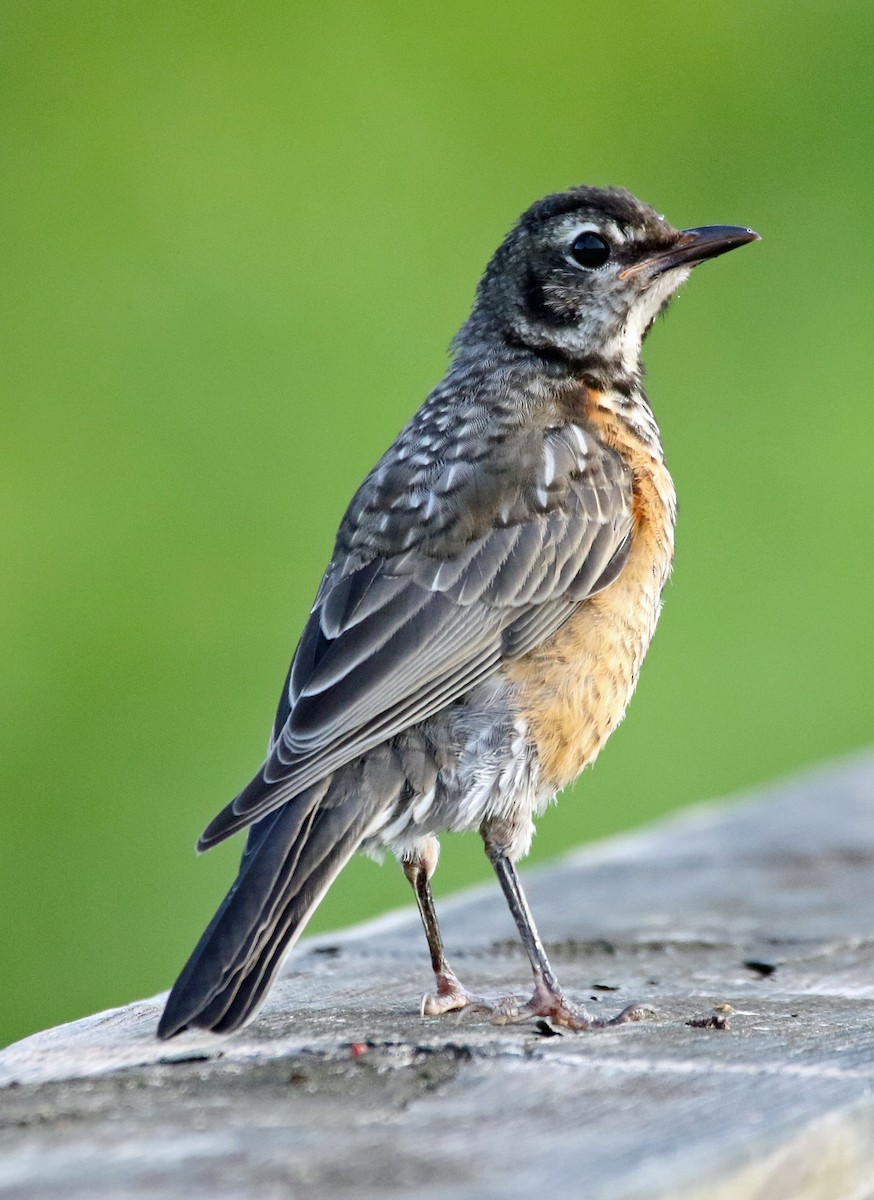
[[158, 185, 758, 1039]]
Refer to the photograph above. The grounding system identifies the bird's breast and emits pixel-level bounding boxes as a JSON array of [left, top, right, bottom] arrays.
[[505, 389, 677, 793]]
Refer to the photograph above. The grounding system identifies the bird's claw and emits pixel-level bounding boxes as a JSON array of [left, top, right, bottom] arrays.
[[420, 971, 494, 1016], [491, 989, 656, 1031], [420, 968, 656, 1030]]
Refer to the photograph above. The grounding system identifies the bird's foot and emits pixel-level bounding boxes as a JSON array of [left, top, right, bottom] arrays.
[[491, 974, 655, 1031], [420, 969, 495, 1017]]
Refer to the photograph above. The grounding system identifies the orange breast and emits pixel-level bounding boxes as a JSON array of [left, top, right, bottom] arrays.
[[505, 396, 676, 793]]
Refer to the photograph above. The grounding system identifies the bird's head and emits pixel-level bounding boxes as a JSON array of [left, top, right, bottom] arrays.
[[466, 185, 758, 377]]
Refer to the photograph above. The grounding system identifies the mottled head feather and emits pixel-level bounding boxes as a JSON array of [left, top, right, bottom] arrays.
[[456, 184, 686, 381]]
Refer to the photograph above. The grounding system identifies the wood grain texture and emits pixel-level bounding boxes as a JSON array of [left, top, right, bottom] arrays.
[[3, 752, 874, 1200]]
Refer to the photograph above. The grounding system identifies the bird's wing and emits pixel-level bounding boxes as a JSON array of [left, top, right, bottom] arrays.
[[199, 418, 632, 848]]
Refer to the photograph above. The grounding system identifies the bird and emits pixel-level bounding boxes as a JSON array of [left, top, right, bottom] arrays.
[[157, 185, 758, 1039]]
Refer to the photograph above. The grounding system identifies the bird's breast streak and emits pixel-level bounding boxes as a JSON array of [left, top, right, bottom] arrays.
[[505, 391, 677, 793]]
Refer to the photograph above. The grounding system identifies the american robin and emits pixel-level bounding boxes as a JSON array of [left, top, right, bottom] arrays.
[[158, 186, 758, 1039]]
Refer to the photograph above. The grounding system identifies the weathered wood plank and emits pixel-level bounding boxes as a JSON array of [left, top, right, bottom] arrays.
[[3, 753, 874, 1199]]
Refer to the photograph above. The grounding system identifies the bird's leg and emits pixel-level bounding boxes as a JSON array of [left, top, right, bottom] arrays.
[[402, 843, 491, 1016], [484, 837, 651, 1030]]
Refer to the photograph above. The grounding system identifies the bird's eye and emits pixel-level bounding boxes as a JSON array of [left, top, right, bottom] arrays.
[[569, 231, 611, 269]]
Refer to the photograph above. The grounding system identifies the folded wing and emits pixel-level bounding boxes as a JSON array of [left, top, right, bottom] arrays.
[[199, 420, 632, 848]]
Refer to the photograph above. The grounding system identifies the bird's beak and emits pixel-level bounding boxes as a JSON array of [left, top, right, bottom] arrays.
[[622, 225, 760, 278]]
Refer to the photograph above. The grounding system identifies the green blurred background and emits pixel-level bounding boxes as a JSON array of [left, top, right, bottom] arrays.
[[2, 1, 872, 1049]]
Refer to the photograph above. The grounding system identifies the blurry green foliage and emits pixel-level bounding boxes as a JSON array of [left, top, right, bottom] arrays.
[[1, 1, 872, 1048]]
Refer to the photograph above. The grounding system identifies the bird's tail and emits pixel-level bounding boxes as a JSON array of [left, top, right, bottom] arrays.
[[157, 775, 374, 1039]]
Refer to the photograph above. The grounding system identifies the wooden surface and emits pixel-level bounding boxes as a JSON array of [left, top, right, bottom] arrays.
[[3, 753, 874, 1199]]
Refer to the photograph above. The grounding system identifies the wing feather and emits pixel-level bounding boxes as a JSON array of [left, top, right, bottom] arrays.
[[199, 418, 634, 849]]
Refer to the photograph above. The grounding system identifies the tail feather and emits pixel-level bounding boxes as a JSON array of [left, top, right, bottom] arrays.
[[157, 778, 372, 1039]]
